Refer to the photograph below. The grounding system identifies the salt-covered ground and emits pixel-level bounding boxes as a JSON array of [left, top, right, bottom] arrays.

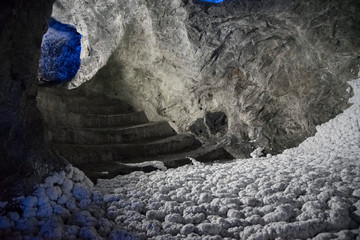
[[95, 78, 360, 239], [1, 77, 360, 239]]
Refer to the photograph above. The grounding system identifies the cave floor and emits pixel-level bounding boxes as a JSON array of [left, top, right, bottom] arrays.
[[93, 78, 360, 239], [1, 78, 359, 239]]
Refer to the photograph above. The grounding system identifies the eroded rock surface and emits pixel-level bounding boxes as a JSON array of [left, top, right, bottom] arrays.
[[53, 0, 360, 155], [51, 0, 126, 88], [39, 18, 81, 83], [0, 0, 64, 200]]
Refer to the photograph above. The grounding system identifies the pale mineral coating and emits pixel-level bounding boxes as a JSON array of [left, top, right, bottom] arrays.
[[0, 164, 138, 240], [3, 77, 357, 239], [93, 78, 360, 239], [52, 0, 360, 154]]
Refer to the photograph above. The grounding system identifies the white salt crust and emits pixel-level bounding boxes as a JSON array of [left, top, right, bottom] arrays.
[[0, 77, 360, 239]]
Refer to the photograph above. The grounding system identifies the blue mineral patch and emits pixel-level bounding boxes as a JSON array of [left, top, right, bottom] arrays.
[[38, 18, 81, 83], [198, 0, 224, 3]]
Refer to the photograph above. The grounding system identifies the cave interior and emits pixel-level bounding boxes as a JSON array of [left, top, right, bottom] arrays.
[[0, 0, 360, 239]]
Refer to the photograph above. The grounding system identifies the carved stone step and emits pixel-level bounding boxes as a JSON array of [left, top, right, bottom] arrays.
[[49, 121, 176, 144], [52, 134, 198, 164], [47, 111, 149, 128], [66, 101, 134, 114]]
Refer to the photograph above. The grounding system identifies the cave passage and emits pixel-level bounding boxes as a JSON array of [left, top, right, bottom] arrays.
[[38, 17, 81, 83]]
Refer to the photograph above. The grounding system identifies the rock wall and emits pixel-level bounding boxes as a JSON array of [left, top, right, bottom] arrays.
[[54, 0, 360, 155], [51, 0, 125, 88], [0, 0, 64, 200]]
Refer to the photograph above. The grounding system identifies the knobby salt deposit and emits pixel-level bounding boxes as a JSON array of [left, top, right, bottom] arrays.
[[1, 77, 360, 239]]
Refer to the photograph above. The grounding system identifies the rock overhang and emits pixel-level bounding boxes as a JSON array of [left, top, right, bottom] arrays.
[[46, 0, 360, 156]]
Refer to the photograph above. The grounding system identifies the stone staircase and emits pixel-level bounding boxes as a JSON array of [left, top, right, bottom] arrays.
[[37, 89, 234, 182]]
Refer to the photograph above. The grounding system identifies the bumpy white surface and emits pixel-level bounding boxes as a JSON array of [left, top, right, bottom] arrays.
[[0, 165, 138, 240], [96, 77, 360, 239], [0, 78, 360, 239]]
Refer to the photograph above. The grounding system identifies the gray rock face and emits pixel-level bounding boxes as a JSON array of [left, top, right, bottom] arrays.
[[182, 0, 360, 153], [205, 111, 227, 135], [189, 118, 210, 138], [0, 0, 64, 200], [189, 111, 228, 139], [51, 0, 126, 88], [53, 0, 360, 154]]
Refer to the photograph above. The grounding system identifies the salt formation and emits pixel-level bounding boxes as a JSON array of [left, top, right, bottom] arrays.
[[0, 165, 137, 239], [51, 0, 359, 155], [96, 77, 360, 239], [1, 77, 360, 239]]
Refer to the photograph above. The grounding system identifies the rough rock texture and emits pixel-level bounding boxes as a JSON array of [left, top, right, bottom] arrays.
[[51, 0, 125, 89], [1, 77, 360, 240], [205, 111, 227, 135], [53, 0, 360, 155], [93, 77, 360, 239], [0, 0, 64, 200], [38, 17, 81, 83], [189, 111, 228, 139]]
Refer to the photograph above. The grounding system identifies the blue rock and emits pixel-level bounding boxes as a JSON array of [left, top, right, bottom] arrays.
[[38, 18, 81, 83], [198, 0, 224, 3]]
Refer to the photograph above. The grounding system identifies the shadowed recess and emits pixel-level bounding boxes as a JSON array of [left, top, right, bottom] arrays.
[[38, 17, 81, 83]]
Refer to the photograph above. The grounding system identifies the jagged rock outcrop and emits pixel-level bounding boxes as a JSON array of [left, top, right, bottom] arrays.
[[0, 0, 64, 200], [52, 0, 360, 155], [51, 0, 126, 88]]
